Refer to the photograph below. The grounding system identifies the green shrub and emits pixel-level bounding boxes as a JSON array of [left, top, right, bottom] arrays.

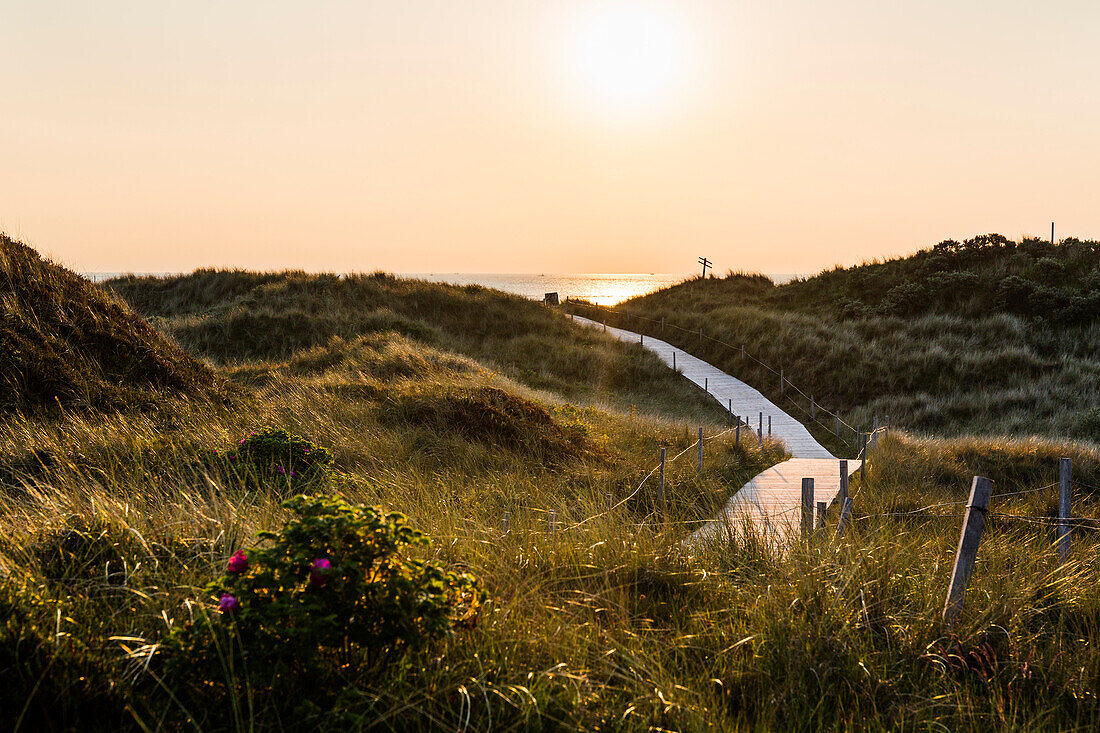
[[225, 428, 334, 488], [168, 494, 484, 677]]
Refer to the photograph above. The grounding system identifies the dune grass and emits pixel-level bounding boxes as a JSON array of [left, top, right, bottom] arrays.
[[580, 234, 1100, 445], [3, 262, 1100, 729]]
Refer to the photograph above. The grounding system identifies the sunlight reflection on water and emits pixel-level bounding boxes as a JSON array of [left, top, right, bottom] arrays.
[[408, 273, 689, 306]]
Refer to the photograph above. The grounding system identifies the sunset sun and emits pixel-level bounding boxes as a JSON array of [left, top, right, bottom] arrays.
[[557, 1, 697, 121]]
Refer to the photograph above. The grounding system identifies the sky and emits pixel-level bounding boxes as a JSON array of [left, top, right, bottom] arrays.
[[2, 1, 1098, 274]]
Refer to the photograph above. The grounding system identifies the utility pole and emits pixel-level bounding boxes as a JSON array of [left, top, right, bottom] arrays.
[[697, 256, 712, 279]]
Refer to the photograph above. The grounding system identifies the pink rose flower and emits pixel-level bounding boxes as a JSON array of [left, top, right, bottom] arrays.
[[310, 558, 332, 587], [227, 550, 248, 574]]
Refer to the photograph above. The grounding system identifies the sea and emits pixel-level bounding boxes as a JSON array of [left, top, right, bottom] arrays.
[[86, 272, 800, 306]]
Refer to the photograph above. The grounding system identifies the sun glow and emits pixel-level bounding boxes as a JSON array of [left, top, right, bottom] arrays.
[[557, 1, 698, 122]]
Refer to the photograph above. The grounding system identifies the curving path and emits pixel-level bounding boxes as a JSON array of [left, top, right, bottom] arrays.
[[572, 314, 861, 541]]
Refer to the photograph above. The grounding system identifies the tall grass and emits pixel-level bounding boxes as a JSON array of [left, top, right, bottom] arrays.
[[3, 261, 1099, 729]]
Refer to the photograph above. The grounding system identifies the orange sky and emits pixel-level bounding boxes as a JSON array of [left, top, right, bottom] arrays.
[[2, 1, 1098, 274]]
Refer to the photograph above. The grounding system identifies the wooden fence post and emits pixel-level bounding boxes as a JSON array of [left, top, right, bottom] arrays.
[[1059, 457, 1072, 563], [741, 344, 745, 360], [836, 497, 853, 537], [705, 377, 708, 392], [758, 412, 763, 446], [768, 415, 772, 436], [640, 334, 644, 345], [872, 416, 879, 449], [839, 459, 849, 505], [697, 428, 704, 473], [801, 478, 814, 538], [658, 447, 667, 516], [859, 432, 867, 482], [672, 352, 676, 371], [943, 476, 994, 624], [735, 420, 741, 443], [728, 399, 733, 426], [816, 501, 827, 530]]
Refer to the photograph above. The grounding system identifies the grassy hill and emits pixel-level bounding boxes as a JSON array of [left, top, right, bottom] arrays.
[[3, 249, 1100, 729], [102, 269, 723, 422], [590, 234, 1100, 444], [0, 235, 221, 411]]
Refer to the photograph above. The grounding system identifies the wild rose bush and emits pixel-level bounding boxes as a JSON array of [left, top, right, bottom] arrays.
[[168, 494, 484, 680]]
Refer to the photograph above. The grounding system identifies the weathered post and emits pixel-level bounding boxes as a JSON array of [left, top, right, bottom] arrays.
[[836, 496, 854, 537], [885, 414, 889, 438], [672, 352, 676, 371], [658, 448, 667, 516], [943, 476, 994, 624], [768, 415, 772, 436], [727, 399, 733, 427], [872, 415, 879, 449], [758, 412, 763, 446], [735, 420, 741, 443], [741, 344, 745, 360], [1059, 457, 1072, 563], [705, 377, 708, 392], [839, 459, 849, 505], [697, 428, 704, 473], [859, 432, 867, 482], [640, 334, 644, 345], [801, 478, 814, 538], [816, 501, 827, 530]]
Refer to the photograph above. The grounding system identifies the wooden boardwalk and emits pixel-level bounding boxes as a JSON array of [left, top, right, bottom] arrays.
[[573, 314, 861, 542]]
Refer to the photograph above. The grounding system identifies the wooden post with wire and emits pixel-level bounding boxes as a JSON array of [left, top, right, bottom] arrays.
[[839, 459, 849, 505], [1059, 457, 1072, 563], [859, 431, 867, 482], [697, 428, 704, 474], [758, 412, 763, 446], [816, 501, 826, 530], [801, 478, 814, 538], [836, 497, 854, 537], [943, 476, 994, 624]]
